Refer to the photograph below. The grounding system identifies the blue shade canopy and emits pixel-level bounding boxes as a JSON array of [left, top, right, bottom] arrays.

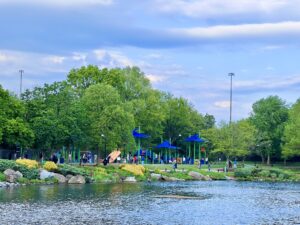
[[155, 141, 177, 149], [185, 134, 205, 143], [132, 128, 150, 139]]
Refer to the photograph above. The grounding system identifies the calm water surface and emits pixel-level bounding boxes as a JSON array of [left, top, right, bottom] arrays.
[[0, 181, 300, 225]]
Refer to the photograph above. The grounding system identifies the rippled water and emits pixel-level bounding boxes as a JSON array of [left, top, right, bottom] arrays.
[[0, 181, 300, 225]]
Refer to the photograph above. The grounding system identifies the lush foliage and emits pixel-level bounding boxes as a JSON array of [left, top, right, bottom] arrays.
[[282, 99, 300, 159], [1, 65, 300, 164], [0, 172, 5, 181], [57, 164, 89, 177], [119, 164, 145, 176], [16, 159, 39, 169], [43, 161, 58, 171], [250, 96, 288, 164]]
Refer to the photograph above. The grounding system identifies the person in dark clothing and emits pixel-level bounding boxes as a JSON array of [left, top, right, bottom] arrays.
[[52, 154, 58, 164]]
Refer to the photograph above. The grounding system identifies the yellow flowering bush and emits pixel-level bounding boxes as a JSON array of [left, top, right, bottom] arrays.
[[16, 159, 39, 169], [43, 161, 58, 171], [119, 164, 145, 176]]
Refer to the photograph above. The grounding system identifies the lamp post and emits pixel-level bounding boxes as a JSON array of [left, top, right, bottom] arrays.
[[19, 69, 24, 99], [228, 73, 234, 124], [101, 134, 107, 160]]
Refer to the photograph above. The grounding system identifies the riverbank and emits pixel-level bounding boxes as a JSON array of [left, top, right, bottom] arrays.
[[1, 159, 300, 187]]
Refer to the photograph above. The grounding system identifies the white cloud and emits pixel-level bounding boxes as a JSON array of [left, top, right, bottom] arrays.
[[146, 74, 167, 84], [0, 0, 113, 7], [154, 0, 293, 18], [265, 66, 275, 71], [0, 52, 16, 63], [145, 53, 163, 59], [214, 101, 231, 108], [44, 56, 65, 64], [72, 52, 87, 63], [233, 75, 300, 91], [170, 21, 300, 40], [94, 49, 133, 67], [261, 45, 284, 50]]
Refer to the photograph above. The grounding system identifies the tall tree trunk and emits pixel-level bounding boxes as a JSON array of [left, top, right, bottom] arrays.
[[267, 153, 270, 165], [260, 152, 265, 164], [284, 158, 287, 166]]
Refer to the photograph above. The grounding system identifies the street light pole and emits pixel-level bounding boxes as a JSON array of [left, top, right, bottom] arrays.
[[101, 134, 107, 159], [19, 69, 24, 98], [228, 73, 234, 124]]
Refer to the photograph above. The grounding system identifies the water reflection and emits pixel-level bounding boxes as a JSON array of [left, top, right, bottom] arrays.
[[0, 181, 300, 225]]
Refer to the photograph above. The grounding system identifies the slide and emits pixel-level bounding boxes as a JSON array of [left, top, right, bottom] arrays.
[[108, 150, 121, 163]]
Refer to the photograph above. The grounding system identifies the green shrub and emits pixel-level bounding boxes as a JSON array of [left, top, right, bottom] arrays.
[[0, 159, 39, 179], [0, 159, 17, 172], [57, 164, 89, 177], [270, 173, 277, 178], [0, 172, 6, 181], [16, 165, 39, 180], [258, 170, 270, 177], [234, 168, 253, 178], [251, 168, 262, 176], [16, 177, 29, 184]]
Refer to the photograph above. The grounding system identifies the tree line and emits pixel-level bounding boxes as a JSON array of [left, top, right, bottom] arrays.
[[0, 65, 299, 164]]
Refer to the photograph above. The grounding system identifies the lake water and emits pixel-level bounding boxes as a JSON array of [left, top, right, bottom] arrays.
[[0, 181, 300, 225]]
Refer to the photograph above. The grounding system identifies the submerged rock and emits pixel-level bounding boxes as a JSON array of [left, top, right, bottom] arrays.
[[188, 171, 212, 181], [68, 175, 86, 184]]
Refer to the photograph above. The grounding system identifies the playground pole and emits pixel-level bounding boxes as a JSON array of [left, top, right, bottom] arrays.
[[193, 142, 196, 165], [138, 126, 141, 164]]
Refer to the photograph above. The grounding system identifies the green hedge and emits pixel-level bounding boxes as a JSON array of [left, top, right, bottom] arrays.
[[0, 159, 39, 180], [57, 164, 89, 177]]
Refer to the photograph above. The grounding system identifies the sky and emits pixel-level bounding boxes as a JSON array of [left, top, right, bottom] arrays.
[[1, 0, 300, 123]]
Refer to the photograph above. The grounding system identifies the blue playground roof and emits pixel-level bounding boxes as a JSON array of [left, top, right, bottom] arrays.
[[132, 128, 149, 139], [155, 141, 177, 149], [185, 134, 205, 143]]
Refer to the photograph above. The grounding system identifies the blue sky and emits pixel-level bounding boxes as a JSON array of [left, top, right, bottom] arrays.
[[1, 0, 300, 122]]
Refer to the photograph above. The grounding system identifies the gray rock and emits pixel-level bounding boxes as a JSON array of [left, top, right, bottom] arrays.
[[15, 171, 23, 179], [66, 174, 73, 182], [68, 175, 86, 184], [161, 175, 184, 182], [150, 173, 162, 180], [4, 169, 15, 176], [52, 173, 66, 183], [40, 169, 54, 180], [188, 171, 212, 181], [4, 169, 23, 183], [225, 176, 235, 180], [123, 177, 137, 182]]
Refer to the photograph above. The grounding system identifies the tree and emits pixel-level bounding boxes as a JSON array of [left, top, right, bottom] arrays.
[[282, 99, 300, 160], [202, 120, 256, 161], [81, 83, 135, 155], [0, 85, 34, 150], [250, 96, 288, 165]]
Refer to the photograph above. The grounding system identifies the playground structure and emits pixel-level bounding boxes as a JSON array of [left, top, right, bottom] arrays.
[[48, 129, 208, 166]]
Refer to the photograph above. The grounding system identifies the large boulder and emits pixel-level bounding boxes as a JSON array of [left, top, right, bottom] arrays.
[[52, 173, 66, 183], [188, 171, 212, 181], [4, 169, 23, 183], [68, 175, 86, 184], [161, 175, 184, 182], [150, 173, 162, 180], [65, 174, 73, 182], [39, 169, 54, 180]]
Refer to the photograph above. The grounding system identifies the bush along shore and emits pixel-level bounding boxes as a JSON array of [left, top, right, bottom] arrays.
[[0, 159, 300, 188]]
